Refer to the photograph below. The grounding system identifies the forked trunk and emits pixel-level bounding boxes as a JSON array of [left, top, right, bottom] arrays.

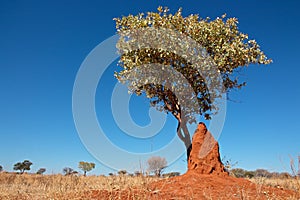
[[176, 119, 192, 162]]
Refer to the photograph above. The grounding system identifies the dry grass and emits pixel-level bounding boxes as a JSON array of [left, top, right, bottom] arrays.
[[250, 176, 300, 192], [0, 172, 299, 200], [0, 173, 158, 200]]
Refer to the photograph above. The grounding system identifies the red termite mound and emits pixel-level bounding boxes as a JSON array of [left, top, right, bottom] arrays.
[[187, 122, 228, 176]]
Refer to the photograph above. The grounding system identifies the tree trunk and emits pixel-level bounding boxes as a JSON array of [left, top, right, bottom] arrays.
[[181, 122, 192, 161], [84, 171, 86, 176], [158, 169, 162, 177], [176, 119, 192, 162]]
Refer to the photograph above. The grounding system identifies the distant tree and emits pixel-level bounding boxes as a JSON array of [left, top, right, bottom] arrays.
[[13, 163, 23, 173], [108, 172, 114, 176], [254, 169, 271, 178], [230, 168, 246, 178], [230, 168, 255, 178], [134, 171, 142, 176], [147, 156, 167, 177], [78, 161, 95, 176], [270, 172, 280, 178], [63, 167, 74, 176], [162, 172, 180, 178], [118, 170, 127, 175], [13, 160, 33, 174], [37, 168, 46, 175], [278, 172, 292, 179], [244, 171, 255, 178], [0, 165, 3, 172]]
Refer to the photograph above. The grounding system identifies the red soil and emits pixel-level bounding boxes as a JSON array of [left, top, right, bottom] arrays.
[[84, 173, 297, 199], [148, 172, 297, 199]]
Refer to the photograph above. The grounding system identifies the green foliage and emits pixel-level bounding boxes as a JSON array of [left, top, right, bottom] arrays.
[[114, 7, 272, 160], [78, 161, 95, 176], [230, 168, 292, 179], [36, 168, 46, 175], [114, 6, 272, 123], [13, 160, 33, 174]]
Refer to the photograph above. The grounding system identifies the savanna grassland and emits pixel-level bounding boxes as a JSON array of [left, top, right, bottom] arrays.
[[0, 172, 299, 200], [0, 173, 157, 199]]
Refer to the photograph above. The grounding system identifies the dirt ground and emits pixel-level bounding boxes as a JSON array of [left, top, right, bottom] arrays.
[[84, 172, 298, 200]]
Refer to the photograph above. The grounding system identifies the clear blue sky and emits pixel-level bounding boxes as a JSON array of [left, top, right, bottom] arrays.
[[0, 0, 299, 175]]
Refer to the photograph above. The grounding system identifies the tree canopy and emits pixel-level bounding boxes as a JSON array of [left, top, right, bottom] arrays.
[[13, 160, 33, 174], [78, 161, 95, 176], [114, 7, 272, 159], [37, 168, 46, 175], [63, 167, 76, 176], [115, 7, 271, 118], [147, 156, 167, 177]]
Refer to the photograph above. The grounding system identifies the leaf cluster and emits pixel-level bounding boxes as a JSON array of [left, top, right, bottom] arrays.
[[78, 161, 95, 172], [114, 7, 272, 121], [13, 160, 33, 173], [36, 168, 46, 175]]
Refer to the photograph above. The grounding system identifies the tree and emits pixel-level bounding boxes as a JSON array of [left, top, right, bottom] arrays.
[[147, 156, 167, 177], [78, 161, 95, 176], [244, 171, 255, 178], [230, 168, 255, 178], [0, 165, 3, 172], [278, 172, 292, 179], [118, 169, 127, 175], [37, 168, 46, 175], [162, 172, 180, 178], [13, 160, 33, 174], [230, 168, 246, 178], [114, 7, 272, 161], [254, 169, 271, 178], [134, 171, 142, 176], [63, 167, 75, 176]]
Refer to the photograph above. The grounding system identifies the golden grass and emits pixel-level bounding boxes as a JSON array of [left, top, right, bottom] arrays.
[[0, 173, 158, 200], [0, 173, 299, 200], [250, 176, 300, 192]]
